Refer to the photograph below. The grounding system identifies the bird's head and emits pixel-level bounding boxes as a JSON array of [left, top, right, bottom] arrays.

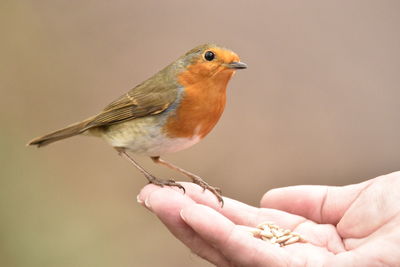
[[177, 44, 247, 85]]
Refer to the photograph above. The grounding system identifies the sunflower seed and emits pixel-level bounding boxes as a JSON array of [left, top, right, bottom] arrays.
[[276, 235, 291, 244], [284, 236, 300, 245]]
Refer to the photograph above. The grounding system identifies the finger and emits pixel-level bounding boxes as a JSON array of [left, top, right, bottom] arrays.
[[139, 182, 260, 224], [181, 204, 291, 267], [138, 183, 184, 207], [260, 180, 373, 225], [137, 186, 231, 266], [171, 182, 262, 224], [173, 183, 309, 230], [139, 183, 307, 230]]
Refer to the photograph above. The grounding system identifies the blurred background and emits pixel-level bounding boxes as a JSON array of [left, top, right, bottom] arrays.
[[1, 0, 400, 266]]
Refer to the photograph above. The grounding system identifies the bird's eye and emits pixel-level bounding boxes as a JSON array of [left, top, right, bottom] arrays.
[[204, 51, 215, 61]]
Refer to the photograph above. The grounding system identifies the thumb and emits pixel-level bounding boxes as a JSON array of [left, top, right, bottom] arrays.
[[260, 180, 372, 225]]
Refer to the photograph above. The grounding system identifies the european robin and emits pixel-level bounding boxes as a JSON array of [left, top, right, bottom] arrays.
[[28, 44, 247, 204]]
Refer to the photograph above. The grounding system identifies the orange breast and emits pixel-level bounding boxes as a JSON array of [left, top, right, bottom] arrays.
[[164, 69, 234, 139]]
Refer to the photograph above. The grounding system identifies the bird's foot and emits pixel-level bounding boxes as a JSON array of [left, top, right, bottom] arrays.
[[146, 174, 186, 193], [190, 176, 224, 206]]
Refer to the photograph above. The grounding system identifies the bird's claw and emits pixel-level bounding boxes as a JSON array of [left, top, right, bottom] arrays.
[[192, 179, 224, 207], [147, 176, 186, 193]]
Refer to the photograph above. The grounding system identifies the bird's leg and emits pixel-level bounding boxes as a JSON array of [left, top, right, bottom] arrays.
[[114, 147, 185, 192], [151, 156, 223, 205]]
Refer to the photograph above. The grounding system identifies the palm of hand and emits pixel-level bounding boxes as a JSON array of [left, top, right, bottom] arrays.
[[138, 172, 400, 266]]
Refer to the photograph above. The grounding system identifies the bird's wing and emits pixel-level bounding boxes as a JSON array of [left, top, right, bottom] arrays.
[[84, 71, 180, 129]]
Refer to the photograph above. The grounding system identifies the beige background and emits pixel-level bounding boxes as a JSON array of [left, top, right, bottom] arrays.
[[1, 1, 400, 266]]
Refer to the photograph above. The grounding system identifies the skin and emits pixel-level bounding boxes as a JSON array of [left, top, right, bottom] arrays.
[[138, 171, 400, 266]]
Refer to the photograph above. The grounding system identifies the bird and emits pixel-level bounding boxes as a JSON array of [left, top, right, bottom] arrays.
[[28, 43, 247, 204]]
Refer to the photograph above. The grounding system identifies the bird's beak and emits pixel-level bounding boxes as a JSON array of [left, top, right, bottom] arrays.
[[226, 61, 247, 69]]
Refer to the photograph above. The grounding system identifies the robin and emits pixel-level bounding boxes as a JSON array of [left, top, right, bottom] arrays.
[[28, 44, 247, 204]]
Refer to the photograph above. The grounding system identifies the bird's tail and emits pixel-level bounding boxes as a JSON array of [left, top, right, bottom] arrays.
[[28, 119, 92, 147]]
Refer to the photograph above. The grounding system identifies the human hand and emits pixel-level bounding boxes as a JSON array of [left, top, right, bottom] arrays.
[[137, 172, 400, 266]]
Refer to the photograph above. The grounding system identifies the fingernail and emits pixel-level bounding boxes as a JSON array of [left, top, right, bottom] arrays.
[[136, 194, 143, 204], [144, 198, 152, 210], [180, 210, 187, 222]]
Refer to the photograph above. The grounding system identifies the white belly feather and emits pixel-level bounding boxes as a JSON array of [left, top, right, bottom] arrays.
[[100, 115, 201, 157]]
